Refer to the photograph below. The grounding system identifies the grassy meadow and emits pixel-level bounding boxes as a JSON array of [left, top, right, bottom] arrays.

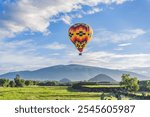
[[0, 86, 102, 100], [0, 85, 149, 100]]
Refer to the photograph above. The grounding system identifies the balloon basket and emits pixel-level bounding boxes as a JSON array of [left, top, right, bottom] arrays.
[[79, 53, 82, 56]]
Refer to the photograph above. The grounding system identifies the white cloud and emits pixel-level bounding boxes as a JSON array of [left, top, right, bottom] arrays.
[[94, 28, 146, 43], [68, 51, 150, 69], [114, 47, 124, 51], [0, 39, 66, 74], [118, 43, 132, 47], [114, 43, 132, 51], [61, 15, 72, 25], [0, 0, 131, 39], [115, 0, 131, 4], [83, 7, 103, 15], [61, 7, 102, 25], [1, 37, 150, 74], [0, 29, 14, 39], [45, 42, 66, 50]]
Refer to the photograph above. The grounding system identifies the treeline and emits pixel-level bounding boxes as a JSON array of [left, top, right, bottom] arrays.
[[72, 84, 125, 92], [0, 74, 73, 87], [0, 75, 36, 87], [139, 80, 150, 91], [72, 74, 140, 92], [120, 74, 150, 92], [71, 74, 150, 100]]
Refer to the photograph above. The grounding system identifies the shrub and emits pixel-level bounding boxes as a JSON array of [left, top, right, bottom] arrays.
[[25, 80, 33, 86], [0, 78, 9, 87], [9, 81, 16, 87], [14, 75, 25, 87]]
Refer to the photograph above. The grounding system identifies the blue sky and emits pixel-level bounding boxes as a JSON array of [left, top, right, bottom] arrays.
[[0, 0, 150, 74]]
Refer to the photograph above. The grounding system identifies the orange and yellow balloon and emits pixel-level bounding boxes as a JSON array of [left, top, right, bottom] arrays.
[[68, 23, 93, 55]]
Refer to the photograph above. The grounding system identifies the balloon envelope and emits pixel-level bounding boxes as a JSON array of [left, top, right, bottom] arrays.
[[68, 23, 93, 54]]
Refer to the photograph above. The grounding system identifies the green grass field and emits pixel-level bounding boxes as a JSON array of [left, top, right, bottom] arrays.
[[0, 86, 102, 100], [0, 86, 149, 100]]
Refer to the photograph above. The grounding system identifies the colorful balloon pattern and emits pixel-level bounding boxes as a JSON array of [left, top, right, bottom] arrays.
[[68, 23, 93, 55]]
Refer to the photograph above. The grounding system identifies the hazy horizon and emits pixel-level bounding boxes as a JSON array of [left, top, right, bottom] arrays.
[[0, 64, 150, 81]]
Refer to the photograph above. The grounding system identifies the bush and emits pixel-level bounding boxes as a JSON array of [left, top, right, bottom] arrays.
[[9, 81, 16, 87], [32, 80, 40, 85], [25, 80, 33, 86], [120, 74, 139, 92], [38, 81, 59, 86], [0, 78, 9, 87], [14, 75, 25, 87], [139, 80, 150, 91]]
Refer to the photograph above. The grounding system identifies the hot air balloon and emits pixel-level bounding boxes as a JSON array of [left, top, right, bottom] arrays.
[[68, 23, 93, 55]]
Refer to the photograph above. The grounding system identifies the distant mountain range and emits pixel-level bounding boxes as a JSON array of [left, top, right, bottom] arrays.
[[88, 74, 116, 82], [60, 78, 71, 83], [126, 67, 150, 77], [0, 64, 149, 81]]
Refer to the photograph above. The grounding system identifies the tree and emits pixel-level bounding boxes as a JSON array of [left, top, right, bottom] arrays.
[[45, 81, 56, 86], [146, 81, 150, 90], [120, 74, 139, 92], [139, 80, 150, 91], [9, 81, 16, 87], [120, 74, 130, 86], [100, 92, 105, 100], [130, 78, 139, 92], [32, 80, 40, 85], [25, 80, 33, 86], [14, 74, 25, 87], [0, 78, 9, 87]]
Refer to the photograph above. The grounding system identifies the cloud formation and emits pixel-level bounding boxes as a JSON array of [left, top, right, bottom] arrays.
[[0, 0, 130, 39], [45, 42, 66, 50], [1, 0, 143, 74], [0, 39, 65, 74], [69, 51, 150, 69], [118, 43, 132, 47], [94, 28, 146, 43], [0, 37, 150, 74]]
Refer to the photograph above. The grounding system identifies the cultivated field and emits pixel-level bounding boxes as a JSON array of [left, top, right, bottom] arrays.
[[0, 86, 149, 100], [0, 86, 101, 100]]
